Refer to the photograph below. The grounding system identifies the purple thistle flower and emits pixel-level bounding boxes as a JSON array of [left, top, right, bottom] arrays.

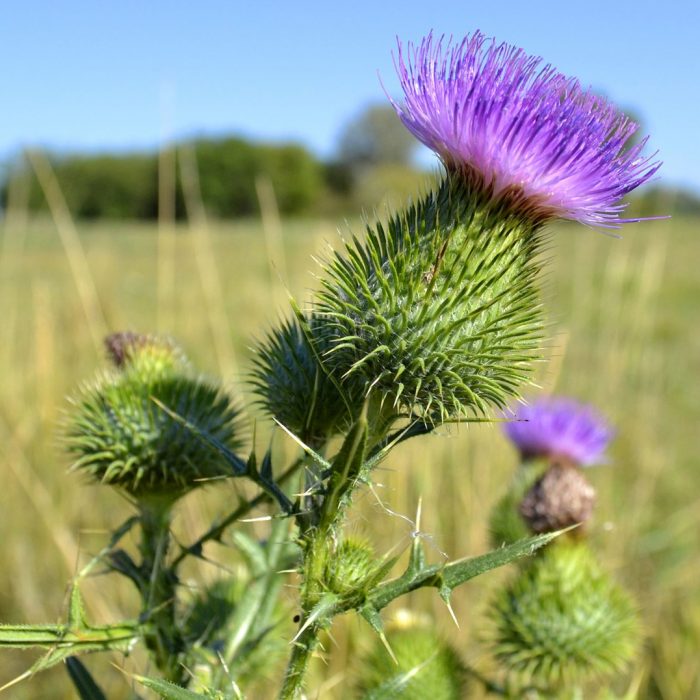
[[502, 397, 613, 466], [390, 31, 661, 227]]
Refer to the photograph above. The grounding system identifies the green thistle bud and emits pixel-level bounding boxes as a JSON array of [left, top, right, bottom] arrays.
[[314, 175, 544, 422], [357, 615, 467, 699], [519, 460, 596, 534], [250, 315, 357, 444], [487, 542, 640, 692], [323, 537, 377, 596], [67, 333, 244, 497]]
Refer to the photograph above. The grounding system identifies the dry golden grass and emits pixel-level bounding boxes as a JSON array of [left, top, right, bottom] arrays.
[[0, 180, 697, 697]]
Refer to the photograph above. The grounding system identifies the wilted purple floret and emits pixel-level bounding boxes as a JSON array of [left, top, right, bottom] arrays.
[[391, 32, 661, 227], [503, 397, 613, 466]]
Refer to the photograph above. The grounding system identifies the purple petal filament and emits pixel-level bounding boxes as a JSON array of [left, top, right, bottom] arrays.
[[391, 32, 661, 227], [503, 397, 613, 466]]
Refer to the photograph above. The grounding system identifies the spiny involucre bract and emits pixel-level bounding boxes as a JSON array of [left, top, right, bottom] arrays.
[[67, 333, 244, 496], [314, 176, 544, 422], [488, 541, 640, 691], [250, 314, 357, 443]]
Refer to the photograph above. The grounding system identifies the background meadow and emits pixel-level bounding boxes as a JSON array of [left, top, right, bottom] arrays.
[[0, 168, 697, 697]]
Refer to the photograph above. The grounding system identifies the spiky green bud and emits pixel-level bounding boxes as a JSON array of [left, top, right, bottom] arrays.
[[487, 541, 640, 692], [323, 537, 377, 597], [250, 315, 357, 444], [357, 616, 467, 699], [313, 175, 545, 422], [67, 333, 244, 496]]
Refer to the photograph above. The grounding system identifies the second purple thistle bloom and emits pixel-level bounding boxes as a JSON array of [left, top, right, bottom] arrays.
[[391, 31, 661, 227], [503, 397, 613, 466]]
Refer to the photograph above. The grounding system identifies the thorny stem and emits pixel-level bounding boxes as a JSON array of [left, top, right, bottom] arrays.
[[279, 407, 375, 699], [279, 622, 324, 700]]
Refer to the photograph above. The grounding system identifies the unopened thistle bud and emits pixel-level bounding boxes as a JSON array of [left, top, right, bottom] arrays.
[[357, 614, 466, 699], [488, 542, 640, 692], [250, 315, 356, 443], [67, 332, 244, 497], [520, 461, 596, 533], [323, 537, 377, 597]]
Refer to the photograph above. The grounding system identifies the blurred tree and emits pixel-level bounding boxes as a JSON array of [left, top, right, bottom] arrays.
[[338, 104, 417, 169], [0, 138, 324, 220]]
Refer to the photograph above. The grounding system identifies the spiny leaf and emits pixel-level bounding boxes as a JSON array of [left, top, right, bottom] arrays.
[[368, 529, 565, 612]]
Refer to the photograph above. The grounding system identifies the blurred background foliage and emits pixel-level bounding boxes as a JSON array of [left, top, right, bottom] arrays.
[[0, 101, 698, 699], [3, 103, 696, 222]]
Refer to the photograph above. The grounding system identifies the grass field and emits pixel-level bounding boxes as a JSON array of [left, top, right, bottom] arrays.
[[0, 196, 697, 697]]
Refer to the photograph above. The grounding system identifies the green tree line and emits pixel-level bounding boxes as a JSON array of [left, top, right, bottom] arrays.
[[1, 137, 346, 219], [1, 104, 696, 220]]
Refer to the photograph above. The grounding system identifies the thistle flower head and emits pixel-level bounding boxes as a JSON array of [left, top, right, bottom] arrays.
[[67, 333, 244, 497], [503, 397, 613, 466], [391, 31, 660, 227]]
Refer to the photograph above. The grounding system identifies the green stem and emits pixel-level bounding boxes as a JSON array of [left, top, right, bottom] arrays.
[[138, 496, 185, 685], [278, 623, 323, 700]]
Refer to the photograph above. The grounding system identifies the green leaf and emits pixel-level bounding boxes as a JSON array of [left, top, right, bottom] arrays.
[[133, 675, 214, 699], [65, 657, 107, 700]]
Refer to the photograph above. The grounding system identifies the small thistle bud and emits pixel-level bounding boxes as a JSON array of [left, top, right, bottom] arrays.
[[67, 333, 244, 497], [487, 542, 640, 692], [357, 616, 467, 700], [520, 461, 596, 534], [323, 537, 376, 596], [251, 315, 357, 443]]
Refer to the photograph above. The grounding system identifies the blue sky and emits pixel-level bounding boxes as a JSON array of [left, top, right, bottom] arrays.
[[1, 0, 698, 190]]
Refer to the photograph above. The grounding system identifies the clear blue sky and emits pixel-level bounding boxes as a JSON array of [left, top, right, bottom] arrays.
[[1, 0, 698, 190]]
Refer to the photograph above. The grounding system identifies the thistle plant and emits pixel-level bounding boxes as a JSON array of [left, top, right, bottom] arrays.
[[487, 397, 641, 696], [0, 29, 661, 700]]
